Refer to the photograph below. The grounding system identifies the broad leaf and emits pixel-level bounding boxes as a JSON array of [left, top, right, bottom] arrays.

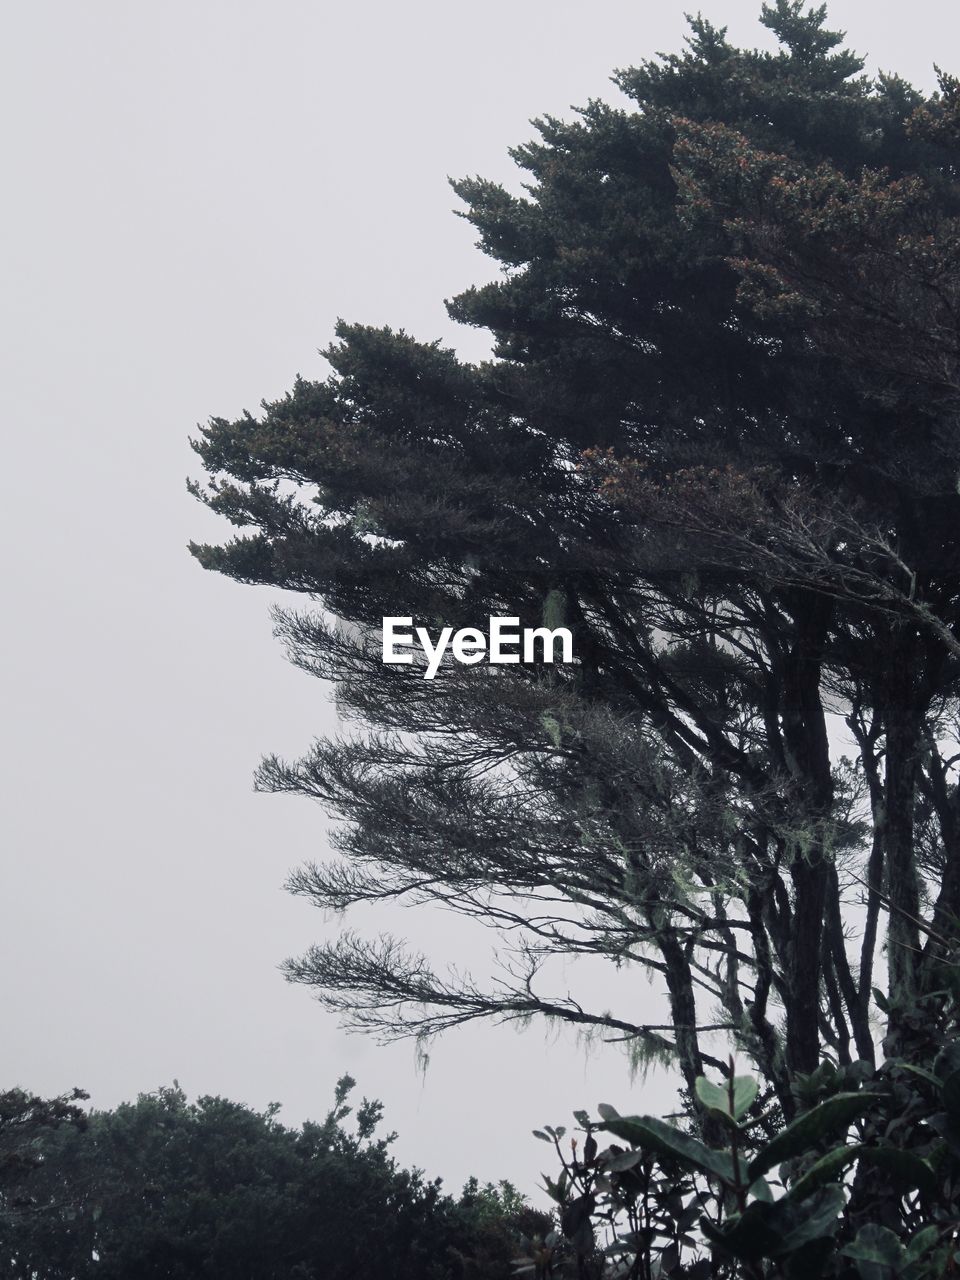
[[602, 1148, 644, 1172], [598, 1114, 735, 1183], [694, 1077, 730, 1113], [858, 1146, 937, 1196], [701, 1185, 844, 1260], [748, 1093, 879, 1180], [843, 1223, 905, 1280], [561, 1192, 596, 1241], [732, 1075, 760, 1119], [892, 1062, 942, 1089], [791, 1143, 935, 1200], [748, 1175, 773, 1203], [905, 1225, 942, 1260], [789, 1144, 856, 1200], [695, 1074, 758, 1121]]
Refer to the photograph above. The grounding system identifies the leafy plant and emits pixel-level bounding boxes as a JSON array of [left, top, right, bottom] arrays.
[[534, 1033, 960, 1279], [0, 1077, 543, 1280]]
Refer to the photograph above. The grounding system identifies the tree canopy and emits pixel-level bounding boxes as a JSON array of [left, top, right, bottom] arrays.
[[0, 1077, 542, 1279], [189, 0, 960, 1125]]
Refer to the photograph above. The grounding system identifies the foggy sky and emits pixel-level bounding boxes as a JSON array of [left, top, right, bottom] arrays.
[[2, 0, 956, 1196]]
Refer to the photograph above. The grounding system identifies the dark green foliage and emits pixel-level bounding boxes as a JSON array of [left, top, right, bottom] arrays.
[[0, 1077, 543, 1280], [190, 0, 960, 1167], [0, 1087, 88, 1200], [537, 1004, 960, 1276]]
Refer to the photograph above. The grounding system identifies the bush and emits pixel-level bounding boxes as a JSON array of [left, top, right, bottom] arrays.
[[532, 992, 960, 1278], [0, 1076, 545, 1280]]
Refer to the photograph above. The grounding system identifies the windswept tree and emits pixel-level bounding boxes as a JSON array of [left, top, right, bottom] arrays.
[[190, 2, 960, 1122]]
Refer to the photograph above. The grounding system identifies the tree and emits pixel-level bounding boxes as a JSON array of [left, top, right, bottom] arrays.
[[0, 1077, 543, 1279], [189, 1, 960, 1125], [0, 1087, 88, 1213]]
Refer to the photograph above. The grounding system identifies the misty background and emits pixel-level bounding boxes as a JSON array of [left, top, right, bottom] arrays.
[[1, 0, 955, 1195]]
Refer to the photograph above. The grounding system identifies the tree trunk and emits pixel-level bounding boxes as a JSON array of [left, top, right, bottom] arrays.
[[882, 626, 924, 1019]]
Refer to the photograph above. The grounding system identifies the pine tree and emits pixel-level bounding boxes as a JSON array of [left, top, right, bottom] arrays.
[[190, 4, 960, 1118]]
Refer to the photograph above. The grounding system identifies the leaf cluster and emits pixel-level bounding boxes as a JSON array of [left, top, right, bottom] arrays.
[[0, 1077, 544, 1280]]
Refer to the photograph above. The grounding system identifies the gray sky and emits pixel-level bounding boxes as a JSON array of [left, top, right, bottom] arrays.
[[2, 0, 956, 1197]]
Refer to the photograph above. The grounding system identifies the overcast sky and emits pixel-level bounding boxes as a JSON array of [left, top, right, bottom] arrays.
[[2, 0, 957, 1197]]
